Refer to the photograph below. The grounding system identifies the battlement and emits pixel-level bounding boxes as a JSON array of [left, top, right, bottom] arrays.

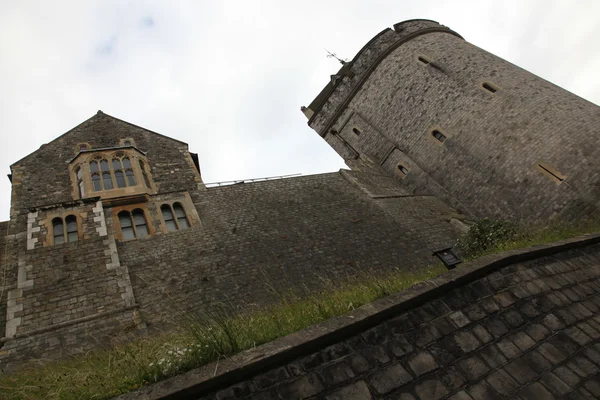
[[303, 19, 462, 136]]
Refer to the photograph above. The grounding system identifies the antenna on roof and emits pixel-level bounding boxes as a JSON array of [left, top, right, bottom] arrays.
[[325, 49, 348, 65]]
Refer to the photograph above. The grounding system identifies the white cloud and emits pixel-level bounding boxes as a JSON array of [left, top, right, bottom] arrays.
[[1, 0, 599, 219]]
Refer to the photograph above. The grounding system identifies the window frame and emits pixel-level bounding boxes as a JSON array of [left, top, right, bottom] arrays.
[[117, 208, 150, 240], [50, 214, 79, 245], [160, 202, 190, 232]]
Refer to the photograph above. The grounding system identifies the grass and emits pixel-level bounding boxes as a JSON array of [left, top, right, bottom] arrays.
[[3, 217, 600, 400], [456, 217, 600, 261], [0, 264, 446, 400]]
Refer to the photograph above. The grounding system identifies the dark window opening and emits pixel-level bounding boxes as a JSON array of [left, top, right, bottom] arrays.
[[161, 205, 178, 232], [52, 217, 64, 245], [432, 130, 447, 143], [352, 127, 361, 136], [418, 56, 430, 65], [397, 165, 409, 175], [66, 215, 78, 242], [124, 140, 132, 146], [79, 144, 88, 152], [173, 203, 190, 230], [132, 209, 148, 237], [118, 211, 135, 240], [76, 167, 84, 198], [482, 83, 497, 93]]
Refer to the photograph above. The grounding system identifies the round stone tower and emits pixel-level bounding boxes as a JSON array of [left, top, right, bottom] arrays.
[[303, 19, 600, 221]]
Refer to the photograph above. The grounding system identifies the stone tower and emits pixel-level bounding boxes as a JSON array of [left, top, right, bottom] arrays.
[[303, 19, 600, 221]]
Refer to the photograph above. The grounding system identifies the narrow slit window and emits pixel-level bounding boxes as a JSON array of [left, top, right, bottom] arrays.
[[118, 211, 135, 240], [352, 127, 361, 136], [161, 205, 178, 232], [173, 203, 190, 230], [52, 217, 65, 245], [536, 162, 566, 184], [482, 82, 497, 93], [418, 56, 430, 65], [432, 130, 447, 143], [132, 209, 148, 237], [397, 165, 409, 175], [65, 215, 78, 242]]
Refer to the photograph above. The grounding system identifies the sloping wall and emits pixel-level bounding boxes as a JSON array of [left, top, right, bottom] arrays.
[[120, 236, 600, 399]]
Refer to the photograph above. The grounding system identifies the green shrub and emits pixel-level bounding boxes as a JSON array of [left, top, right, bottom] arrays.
[[457, 218, 521, 259]]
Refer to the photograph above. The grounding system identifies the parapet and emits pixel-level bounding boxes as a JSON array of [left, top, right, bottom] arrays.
[[303, 19, 462, 136]]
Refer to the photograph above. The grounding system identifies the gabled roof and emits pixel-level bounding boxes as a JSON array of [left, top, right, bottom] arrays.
[[11, 110, 189, 168]]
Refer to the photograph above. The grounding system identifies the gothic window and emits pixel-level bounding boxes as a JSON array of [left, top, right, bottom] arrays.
[[118, 209, 149, 240], [113, 158, 126, 188], [100, 159, 113, 190], [124, 140, 132, 146], [71, 147, 153, 200], [52, 215, 78, 245], [123, 157, 136, 186], [76, 167, 85, 198], [161, 203, 189, 232]]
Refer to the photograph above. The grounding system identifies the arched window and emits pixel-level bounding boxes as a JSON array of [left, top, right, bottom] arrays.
[[161, 203, 190, 232], [76, 167, 85, 198], [66, 215, 78, 242], [113, 158, 126, 188], [173, 203, 190, 230], [118, 209, 149, 240], [90, 161, 102, 191], [100, 159, 113, 190], [124, 140, 132, 146], [52, 215, 78, 245], [397, 165, 409, 175], [52, 217, 64, 245], [161, 205, 177, 232], [123, 158, 136, 186]]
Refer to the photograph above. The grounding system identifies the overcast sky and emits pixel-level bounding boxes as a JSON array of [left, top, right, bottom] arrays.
[[1, 0, 599, 220]]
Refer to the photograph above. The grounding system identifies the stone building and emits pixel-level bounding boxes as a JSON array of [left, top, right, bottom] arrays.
[[2, 18, 599, 373], [303, 19, 600, 222], [0, 110, 465, 370]]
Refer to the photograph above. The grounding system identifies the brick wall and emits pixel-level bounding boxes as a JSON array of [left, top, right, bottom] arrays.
[[133, 239, 600, 400]]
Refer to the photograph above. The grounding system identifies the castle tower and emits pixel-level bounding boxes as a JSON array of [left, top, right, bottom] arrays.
[[303, 19, 600, 221]]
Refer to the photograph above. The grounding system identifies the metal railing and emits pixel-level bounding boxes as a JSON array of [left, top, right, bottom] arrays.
[[204, 173, 302, 188]]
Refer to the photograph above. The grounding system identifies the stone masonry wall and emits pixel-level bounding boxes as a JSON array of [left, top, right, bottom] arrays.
[[179, 241, 600, 400], [308, 20, 600, 222], [119, 171, 464, 331]]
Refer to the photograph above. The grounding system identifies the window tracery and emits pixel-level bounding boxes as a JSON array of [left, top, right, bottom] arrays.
[[69, 148, 154, 200]]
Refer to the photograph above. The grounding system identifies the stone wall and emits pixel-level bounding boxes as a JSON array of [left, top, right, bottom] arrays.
[[307, 20, 600, 221], [118, 171, 464, 330], [120, 236, 600, 400]]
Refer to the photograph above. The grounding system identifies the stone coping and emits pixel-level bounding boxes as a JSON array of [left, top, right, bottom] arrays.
[[116, 233, 600, 399]]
